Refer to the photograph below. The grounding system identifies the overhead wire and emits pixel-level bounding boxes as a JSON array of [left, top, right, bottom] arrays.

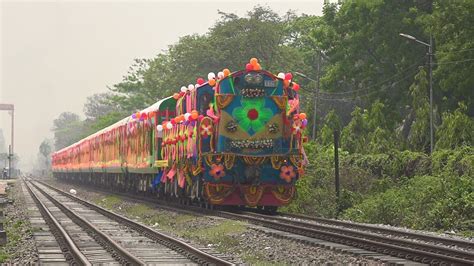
[[433, 58, 474, 65], [317, 68, 420, 101], [303, 56, 426, 96]]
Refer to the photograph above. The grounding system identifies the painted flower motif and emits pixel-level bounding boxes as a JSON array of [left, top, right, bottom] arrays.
[[232, 98, 273, 133], [200, 119, 213, 138], [280, 165, 296, 183], [209, 164, 226, 180]]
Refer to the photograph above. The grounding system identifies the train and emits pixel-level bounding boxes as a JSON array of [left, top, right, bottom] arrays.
[[52, 58, 307, 212]]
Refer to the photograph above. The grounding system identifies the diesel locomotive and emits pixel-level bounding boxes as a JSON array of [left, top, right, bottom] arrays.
[[52, 58, 307, 211]]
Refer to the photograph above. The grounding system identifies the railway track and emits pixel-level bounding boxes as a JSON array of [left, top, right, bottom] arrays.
[[226, 210, 474, 265], [46, 179, 474, 265], [25, 179, 234, 265], [278, 212, 474, 251]]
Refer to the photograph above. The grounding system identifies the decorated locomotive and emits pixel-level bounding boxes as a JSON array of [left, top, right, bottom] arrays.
[[52, 58, 307, 211]]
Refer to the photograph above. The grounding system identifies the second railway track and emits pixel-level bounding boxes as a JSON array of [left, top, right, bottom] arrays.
[[24, 179, 234, 265]]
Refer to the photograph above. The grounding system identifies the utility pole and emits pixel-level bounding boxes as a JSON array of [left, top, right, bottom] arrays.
[[334, 130, 340, 217], [428, 34, 434, 154], [0, 104, 14, 178], [8, 145, 12, 179]]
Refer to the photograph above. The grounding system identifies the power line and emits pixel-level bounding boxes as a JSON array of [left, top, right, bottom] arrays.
[[437, 47, 474, 54], [315, 57, 425, 96], [317, 69, 419, 101], [433, 58, 474, 65]]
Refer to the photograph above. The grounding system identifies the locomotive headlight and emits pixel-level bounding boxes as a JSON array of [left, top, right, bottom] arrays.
[[244, 73, 254, 84], [244, 73, 264, 85]]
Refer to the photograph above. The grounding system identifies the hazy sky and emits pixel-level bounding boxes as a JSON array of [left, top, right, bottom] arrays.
[[0, 0, 324, 170]]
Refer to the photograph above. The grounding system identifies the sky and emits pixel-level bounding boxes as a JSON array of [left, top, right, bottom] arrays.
[[0, 0, 325, 170]]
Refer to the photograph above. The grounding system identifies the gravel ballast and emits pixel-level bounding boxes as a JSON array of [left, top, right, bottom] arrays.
[[47, 179, 379, 265], [0, 180, 38, 264]]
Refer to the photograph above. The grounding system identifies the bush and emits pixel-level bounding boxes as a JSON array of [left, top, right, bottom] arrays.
[[343, 173, 473, 233]]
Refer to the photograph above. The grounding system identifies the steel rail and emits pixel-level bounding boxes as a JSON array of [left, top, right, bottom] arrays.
[[24, 180, 91, 266], [48, 180, 474, 265], [279, 212, 474, 250], [224, 211, 474, 265], [36, 180, 234, 266], [28, 181, 146, 265]]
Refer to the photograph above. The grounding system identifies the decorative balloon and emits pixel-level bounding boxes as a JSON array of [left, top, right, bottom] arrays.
[[180, 86, 187, 93], [184, 113, 191, 121], [191, 110, 199, 120], [245, 63, 254, 71], [285, 73, 293, 81], [131, 113, 136, 119], [217, 72, 224, 79], [171, 118, 176, 125], [166, 122, 173, 129], [207, 72, 216, 80], [208, 79, 216, 86], [196, 78, 205, 85], [156, 125, 163, 131], [188, 84, 195, 91], [254, 63, 262, 70], [135, 112, 141, 119], [302, 119, 308, 127], [299, 113, 307, 120], [277, 72, 285, 79], [223, 69, 230, 77], [250, 57, 258, 66], [293, 83, 300, 91], [173, 93, 180, 99]]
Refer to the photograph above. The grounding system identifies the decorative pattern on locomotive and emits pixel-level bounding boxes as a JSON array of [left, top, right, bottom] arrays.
[[52, 58, 307, 210]]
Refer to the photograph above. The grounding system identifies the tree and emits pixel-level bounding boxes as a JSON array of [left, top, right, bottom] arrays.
[[109, 6, 305, 114], [319, 110, 341, 146], [428, 1, 474, 116], [341, 107, 367, 153], [436, 103, 474, 150], [52, 112, 88, 150], [407, 67, 430, 152], [39, 139, 53, 170], [83, 92, 120, 121]]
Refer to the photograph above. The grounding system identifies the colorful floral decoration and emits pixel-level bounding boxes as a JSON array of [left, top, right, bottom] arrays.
[[225, 120, 238, 133], [232, 98, 272, 133], [292, 119, 302, 135], [230, 139, 273, 149], [209, 164, 226, 180], [280, 165, 296, 183], [200, 118, 213, 138], [241, 88, 265, 98]]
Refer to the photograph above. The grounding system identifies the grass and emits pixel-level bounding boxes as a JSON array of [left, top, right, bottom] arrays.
[[94, 195, 123, 209], [182, 220, 247, 252], [0, 184, 34, 263]]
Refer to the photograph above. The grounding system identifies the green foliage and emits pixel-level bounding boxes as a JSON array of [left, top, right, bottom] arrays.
[[319, 110, 341, 146], [52, 112, 88, 150], [343, 147, 474, 232], [341, 107, 367, 153], [408, 67, 430, 152], [430, 1, 474, 115], [436, 103, 474, 150]]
